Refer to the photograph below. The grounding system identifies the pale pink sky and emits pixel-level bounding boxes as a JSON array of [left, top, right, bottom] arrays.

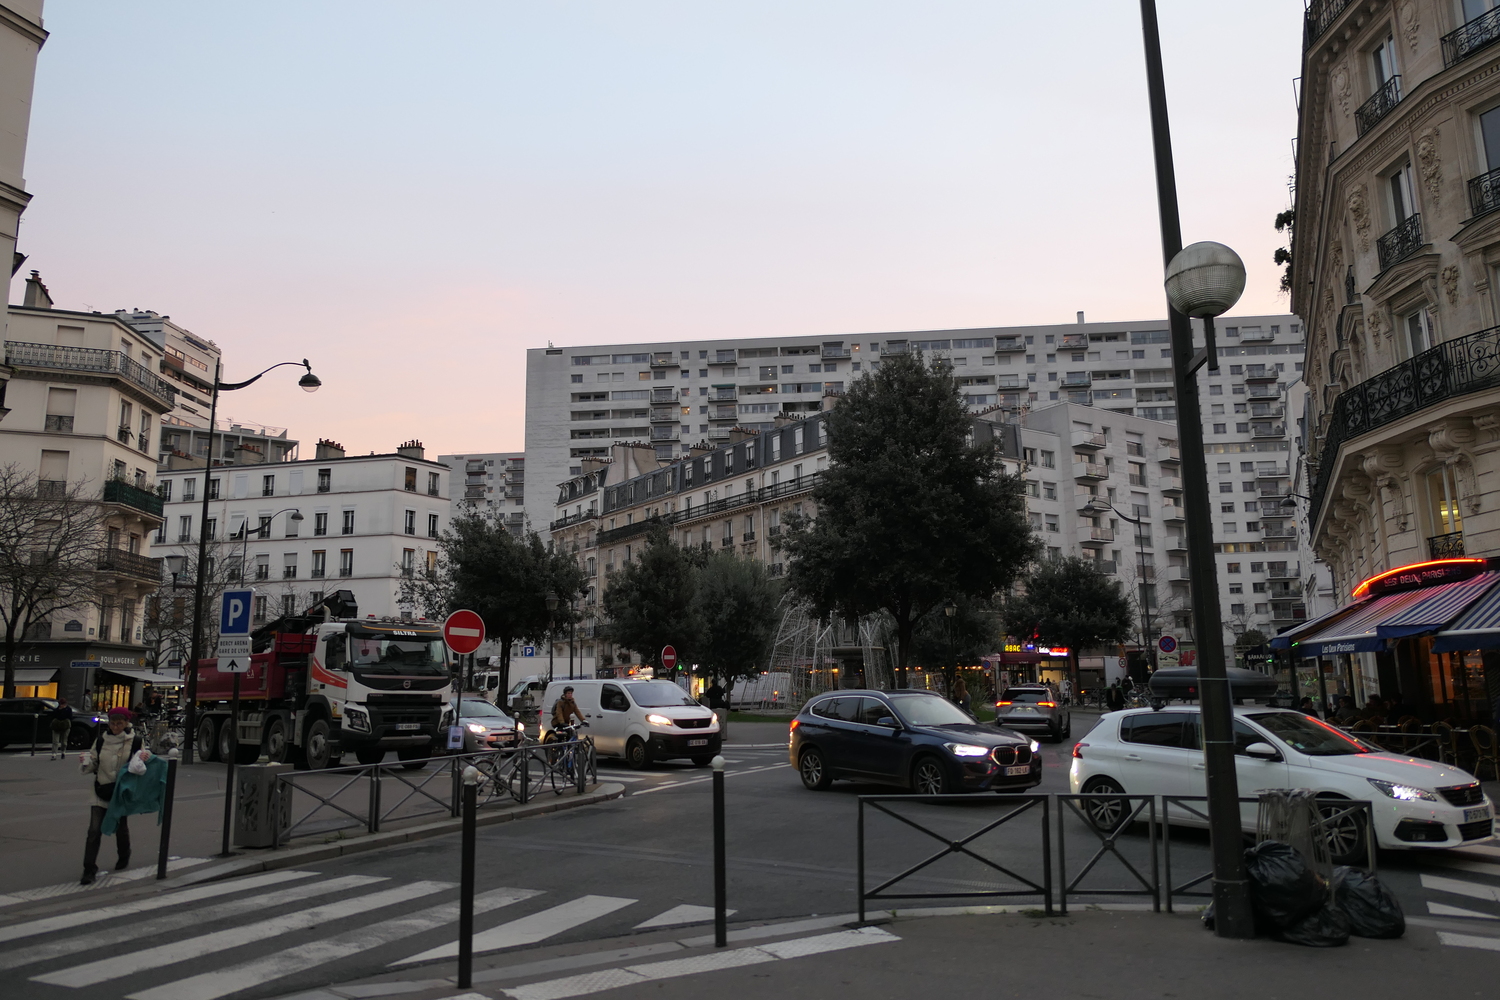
[[10, 1, 1306, 456]]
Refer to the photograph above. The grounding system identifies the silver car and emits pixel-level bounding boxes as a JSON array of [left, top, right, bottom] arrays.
[[454, 698, 522, 753], [995, 686, 1072, 742]]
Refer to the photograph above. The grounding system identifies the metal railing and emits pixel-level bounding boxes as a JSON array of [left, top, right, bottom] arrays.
[[103, 478, 164, 516], [4, 341, 177, 405], [1429, 530, 1466, 558], [98, 547, 163, 580], [1304, 0, 1352, 47], [1354, 76, 1400, 137], [1376, 213, 1424, 271], [1444, 6, 1500, 67], [274, 739, 597, 846], [1056, 794, 1158, 914], [1469, 165, 1500, 220]]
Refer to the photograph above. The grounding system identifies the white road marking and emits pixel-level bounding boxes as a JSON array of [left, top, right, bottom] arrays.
[[125, 888, 539, 1000], [0, 875, 386, 971], [0, 869, 316, 945], [0, 858, 209, 908], [394, 895, 637, 966], [501, 926, 898, 1000], [1438, 930, 1500, 952], [633, 905, 735, 929], [631, 763, 788, 796], [1422, 873, 1500, 903], [35, 881, 454, 987], [1428, 901, 1500, 920]]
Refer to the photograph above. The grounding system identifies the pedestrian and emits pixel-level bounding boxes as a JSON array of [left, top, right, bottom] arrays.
[[78, 707, 149, 884], [705, 678, 729, 738], [48, 697, 74, 759], [953, 676, 969, 712], [1106, 681, 1125, 712], [81, 688, 93, 712]]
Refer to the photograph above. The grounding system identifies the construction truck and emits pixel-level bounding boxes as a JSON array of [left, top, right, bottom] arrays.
[[193, 591, 454, 769]]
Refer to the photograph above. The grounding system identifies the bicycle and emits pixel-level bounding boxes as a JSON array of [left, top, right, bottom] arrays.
[[541, 722, 593, 794]]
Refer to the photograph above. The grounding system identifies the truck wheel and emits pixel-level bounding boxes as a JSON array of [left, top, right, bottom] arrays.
[[397, 746, 430, 770], [354, 747, 385, 766], [263, 717, 289, 763], [197, 716, 220, 763], [304, 718, 334, 770]]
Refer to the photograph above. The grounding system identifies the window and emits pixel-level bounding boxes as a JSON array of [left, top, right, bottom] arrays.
[[317, 469, 331, 493], [1404, 308, 1435, 358], [178, 515, 192, 542], [1044, 515, 1059, 532], [1213, 423, 1226, 434], [314, 512, 328, 536], [1230, 603, 1246, 615], [205, 518, 217, 540], [312, 550, 327, 578], [1425, 465, 1464, 537], [262, 474, 275, 496], [1122, 712, 1193, 748], [428, 471, 440, 496], [208, 477, 220, 499], [1218, 482, 1233, 494], [428, 513, 439, 538], [253, 596, 267, 624], [1229, 583, 1243, 594], [282, 595, 297, 617], [402, 549, 415, 577], [339, 549, 354, 577], [1480, 100, 1500, 172], [1217, 462, 1231, 473], [1227, 562, 1241, 573], [1371, 31, 1399, 100], [1221, 502, 1235, 513], [342, 510, 355, 534], [1209, 385, 1223, 396], [1042, 482, 1057, 500], [404, 510, 416, 534], [285, 514, 299, 537], [255, 554, 270, 580], [1389, 160, 1417, 224], [404, 467, 417, 491], [283, 553, 297, 578], [1040, 451, 1055, 469]]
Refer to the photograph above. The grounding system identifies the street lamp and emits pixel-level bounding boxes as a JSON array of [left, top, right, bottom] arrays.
[[544, 592, 558, 684], [1086, 499, 1156, 675], [1139, 0, 1255, 938], [942, 599, 957, 698], [181, 359, 320, 766]]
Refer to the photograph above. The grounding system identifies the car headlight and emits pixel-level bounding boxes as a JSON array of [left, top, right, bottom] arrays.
[[944, 742, 991, 757], [1030, 740, 1041, 754], [646, 714, 674, 727], [466, 723, 488, 734], [1368, 778, 1437, 802]]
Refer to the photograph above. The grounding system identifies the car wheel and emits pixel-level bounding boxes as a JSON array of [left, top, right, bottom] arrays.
[[196, 716, 220, 763], [263, 716, 289, 763], [354, 747, 386, 766], [1063, 714, 1072, 739], [67, 726, 94, 751], [1081, 776, 1129, 833], [625, 736, 651, 770], [1318, 795, 1368, 866], [911, 756, 950, 795], [799, 746, 832, 790], [304, 718, 334, 770]]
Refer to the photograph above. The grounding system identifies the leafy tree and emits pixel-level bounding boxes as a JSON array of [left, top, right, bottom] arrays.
[[692, 551, 781, 693], [909, 594, 1001, 695], [600, 523, 699, 679], [1274, 208, 1294, 294], [0, 467, 104, 698], [1003, 557, 1133, 690], [1235, 628, 1269, 649], [782, 351, 1037, 686]]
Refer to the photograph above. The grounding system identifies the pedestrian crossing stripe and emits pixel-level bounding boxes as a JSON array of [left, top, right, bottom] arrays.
[[1422, 873, 1500, 904], [634, 905, 736, 929], [394, 895, 636, 966], [1429, 901, 1500, 920], [1437, 930, 1500, 953]]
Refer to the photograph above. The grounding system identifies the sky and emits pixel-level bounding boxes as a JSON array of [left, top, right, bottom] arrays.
[[11, 1, 1307, 456]]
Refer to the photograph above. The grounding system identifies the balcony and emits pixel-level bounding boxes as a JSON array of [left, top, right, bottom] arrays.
[[102, 478, 164, 517], [1443, 6, 1500, 67], [1071, 430, 1106, 450], [1263, 525, 1297, 539], [1243, 366, 1279, 382], [1267, 562, 1299, 580], [1272, 603, 1308, 623], [1241, 327, 1275, 342], [1060, 334, 1088, 350], [1354, 76, 1401, 138], [1270, 582, 1304, 599], [714, 352, 737, 364], [1247, 384, 1281, 401], [650, 408, 678, 423], [710, 405, 738, 421], [650, 388, 680, 404], [768, 524, 782, 538], [1249, 404, 1285, 419], [1136, 566, 1155, 583], [1073, 462, 1108, 481], [880, 341, 909, 356], [720, 536, 734, 548], [649, 427, 678, 442], [650, 353, 679, 368], [1166, 536, 1187, 553], [97, 548, 162, 582], [339, 567, 353, 578], [1255, 463, 1290, 479], [1304, 0, 1353, 47], [1469, 166, 1500, 220], [116, 425, 133, 444], [994, 337, 1024, 352], [4, 341, 177, 408], [283, 566, 297, 579], [1428, 531, 1466, 558], [821, 345, 851, 358], [44, 414, 74, 433], [1097, 560, 1117, 575], [1166, 565, 1190, 583], [1162, 506, 1185, 524], [1061, 373, 1092, 388], [1082, 527, 1114, 545], [1156, 446, 1180, 464], [996, 376, 1024, 389], [743, 531, 756, 542], [710, 387, 738, 402], [1376, 213, 1424, 271], [1251, 423, 1286, 438]]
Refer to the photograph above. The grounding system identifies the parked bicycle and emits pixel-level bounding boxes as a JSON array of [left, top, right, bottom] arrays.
[[542, 722, 593, 794]]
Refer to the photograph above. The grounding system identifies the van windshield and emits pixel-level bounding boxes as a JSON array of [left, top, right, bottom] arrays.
[[624, 681, 697, 708]]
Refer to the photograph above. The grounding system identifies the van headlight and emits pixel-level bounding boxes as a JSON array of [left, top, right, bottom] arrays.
[[1368, 778, 1437, 802], [944, 742, 990, 757], [646, 714, 674, 728], [345, 707, 370, 733]]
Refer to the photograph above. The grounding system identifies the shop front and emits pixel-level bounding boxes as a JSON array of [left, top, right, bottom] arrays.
[[1, 644, 156, 711]]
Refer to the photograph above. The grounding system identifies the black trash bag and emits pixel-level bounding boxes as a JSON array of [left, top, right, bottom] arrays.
[[1277, 899, 1350, 947], [1243, 840, 1328, 929], [1333, 866, 1406, 939]]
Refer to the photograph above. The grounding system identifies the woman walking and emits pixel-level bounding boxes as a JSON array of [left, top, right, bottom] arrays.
[[78, 707, 148, 884], [48, 696, 74, 759]]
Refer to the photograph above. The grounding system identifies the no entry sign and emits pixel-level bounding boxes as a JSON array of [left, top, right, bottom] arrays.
[[661, 645, 677, 671], [443, 609, 485, 655]]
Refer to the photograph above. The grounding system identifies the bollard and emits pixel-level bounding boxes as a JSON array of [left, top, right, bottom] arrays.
[[31, 714, 38, 756], [220, 672, 242, 858], [157, 753, 179, 880], [712, 754, 726, 948], [458, 765, 480, 989]]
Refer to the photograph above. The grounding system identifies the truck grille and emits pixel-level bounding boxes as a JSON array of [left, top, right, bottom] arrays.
[[1439, 783, 1484, 807], [359, 675, 450, 691], [1458, 819, 1494, 842], [991, 745, 1033, 766]]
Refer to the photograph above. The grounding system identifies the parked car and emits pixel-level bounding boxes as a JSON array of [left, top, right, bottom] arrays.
[[995, 685, 1072, 741], [453, 698, 521, 753], [790, 689, 1043, 794], [0, 698, 102, 750], [1069, 706, 1496, 864], [539, 679, 721, 768]]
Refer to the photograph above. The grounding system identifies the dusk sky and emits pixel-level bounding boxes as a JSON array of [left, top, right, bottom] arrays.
[[11, 1, 1305, 458]]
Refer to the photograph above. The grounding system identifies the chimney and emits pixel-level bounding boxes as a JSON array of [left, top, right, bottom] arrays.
[[315, 438, 346, 460], [396, 439, 425, 460], [22, 270, 53, 309], [1076, 311, 1085, 324]]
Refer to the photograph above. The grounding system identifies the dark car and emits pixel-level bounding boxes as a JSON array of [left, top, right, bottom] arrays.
[[0, 697, 102, 750], [789, 689, 1042, 794]]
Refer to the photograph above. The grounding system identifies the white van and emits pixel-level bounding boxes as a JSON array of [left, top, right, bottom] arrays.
[[541, 678, 721, 769]]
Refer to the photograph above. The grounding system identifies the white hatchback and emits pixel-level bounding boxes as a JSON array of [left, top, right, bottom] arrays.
[[1069, 706, 1495, 863]]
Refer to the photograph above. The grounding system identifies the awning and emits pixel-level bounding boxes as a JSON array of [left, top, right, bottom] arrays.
[[1432, 583, 1500, 652], [10, 669, 57, 684], [1376, 570, 1500, 638], [1270, 601, 1368, 650], [97, 666, 185, 686], [1290, 587, 1436, 657]]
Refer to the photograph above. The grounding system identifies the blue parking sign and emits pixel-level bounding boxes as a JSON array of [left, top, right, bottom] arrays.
[[220, 589, 255, 635]]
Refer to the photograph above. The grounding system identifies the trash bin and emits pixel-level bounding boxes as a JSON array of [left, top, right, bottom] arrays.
[[234, 763, 293, 848]]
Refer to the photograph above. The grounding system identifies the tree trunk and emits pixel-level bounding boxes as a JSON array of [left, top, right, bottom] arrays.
[[2, 621, 18, 700], [497, 635, 512, 700]]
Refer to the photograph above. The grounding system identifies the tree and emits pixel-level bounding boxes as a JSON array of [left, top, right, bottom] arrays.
[[692, 551, 780, 693], [1274, 208, 1294, 294], [0, 466, 105, 698], [600, 523, 699, 678], [1003, 557, 1133, 690], [782, 351, 1037, 686], [1236, 628, 1269, 649], [145, 533, 242, 672], [909, 594, 1001, 695]]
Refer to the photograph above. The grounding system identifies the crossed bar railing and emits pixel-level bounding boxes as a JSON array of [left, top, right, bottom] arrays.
[[273, 739, 597, 846]]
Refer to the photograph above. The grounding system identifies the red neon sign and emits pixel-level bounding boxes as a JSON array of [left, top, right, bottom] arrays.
[[1350, 558, 1486, 599]]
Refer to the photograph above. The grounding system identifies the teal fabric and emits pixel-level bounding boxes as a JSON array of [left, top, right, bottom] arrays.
[[103, 756, 168, 835]]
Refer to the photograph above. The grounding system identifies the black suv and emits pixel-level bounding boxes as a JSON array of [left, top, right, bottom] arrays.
[[0, 698, 100, 750], [789, 689, 1042, 794]]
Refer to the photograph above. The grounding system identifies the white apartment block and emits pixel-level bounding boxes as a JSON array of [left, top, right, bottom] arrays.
[[151, 440, 450, 651], [437, 451, 526, 535]]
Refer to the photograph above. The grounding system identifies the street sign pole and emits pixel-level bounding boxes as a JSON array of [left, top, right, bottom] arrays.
[[443, 611, 486, 752], [215, 589, 255, 859]]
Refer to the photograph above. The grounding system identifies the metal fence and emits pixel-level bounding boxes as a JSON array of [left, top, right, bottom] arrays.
[[273, 739, 597, 846]]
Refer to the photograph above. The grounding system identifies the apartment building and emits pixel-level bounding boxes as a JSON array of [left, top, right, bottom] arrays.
[[437, 451, 526, 536], [150, 439, 450, 663], [0, 0, 45, 371]]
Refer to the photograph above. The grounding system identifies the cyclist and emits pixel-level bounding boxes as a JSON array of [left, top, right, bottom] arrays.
[[551, 686, 587, 733]]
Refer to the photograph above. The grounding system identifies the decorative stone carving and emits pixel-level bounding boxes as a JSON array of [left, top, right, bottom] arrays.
[[1474, 412, 1500, 451], [1329, 242, 1343, 279], [1398, 1, 1419, 52], [1349, 185, 1371, 252], [1332, 61, 1352, 117], [1441, 264, 1460, 305], [1366, 309, 1388, 344], [1417, 127, 1442, 210]]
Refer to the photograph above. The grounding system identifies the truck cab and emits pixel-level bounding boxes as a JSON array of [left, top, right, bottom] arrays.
[[311, 619, 452, 766]]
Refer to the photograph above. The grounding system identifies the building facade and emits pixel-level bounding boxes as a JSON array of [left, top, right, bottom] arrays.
[[0, 0, 45, 372], [437, 451, 526, 535]]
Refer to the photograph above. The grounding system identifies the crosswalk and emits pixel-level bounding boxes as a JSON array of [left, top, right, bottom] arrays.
[[0, 867, 738, 1000], [1412, 848, 1500, 955]]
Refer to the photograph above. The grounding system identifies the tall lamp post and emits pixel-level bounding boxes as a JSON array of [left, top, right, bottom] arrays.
[[942, 598, 957, 695], [544, 592, 558, 685], [1086, 499, 1156, 674], [181, 360, 320, 766]]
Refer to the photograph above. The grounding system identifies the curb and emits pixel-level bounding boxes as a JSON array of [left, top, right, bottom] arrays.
[[158, 782, 626, 889]]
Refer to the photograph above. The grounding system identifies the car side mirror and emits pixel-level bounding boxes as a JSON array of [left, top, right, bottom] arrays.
[[1243, 741, 1280, 761], [877, 716, 899, 729]]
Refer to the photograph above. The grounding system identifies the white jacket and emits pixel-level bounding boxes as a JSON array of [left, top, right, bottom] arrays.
[[81, 728, 141, 807]]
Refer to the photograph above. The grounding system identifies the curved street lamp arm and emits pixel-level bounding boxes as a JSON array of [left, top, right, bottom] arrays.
[[217, 359, 314, 393]]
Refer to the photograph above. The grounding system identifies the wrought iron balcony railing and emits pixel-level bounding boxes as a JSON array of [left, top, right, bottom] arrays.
[[1354, 77, 1401, 137], [1443, 6, 1500, 67], [97, 548, 163, 581], [1469, 165, 1500, 219], [1311, 324, 1500, 523], [1376, 213, 1423, 271], [4, 342, 177, 406], [1428, 531, 1466, 558], [1304, 0, 1353, 47]]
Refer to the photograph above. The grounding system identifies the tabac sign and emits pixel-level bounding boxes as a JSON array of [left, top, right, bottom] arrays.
[[1351, 558, 1491, 598]]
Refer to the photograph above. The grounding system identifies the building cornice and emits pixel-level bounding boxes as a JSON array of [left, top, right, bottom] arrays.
[[0, 3, 47, 46]]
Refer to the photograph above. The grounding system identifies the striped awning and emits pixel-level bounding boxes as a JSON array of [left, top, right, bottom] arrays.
[[1432, 581, 1500, 652], [1376, 571, 1500, 638], [1269, 601, 1367, 650], [1290, 588, 1436, 657]]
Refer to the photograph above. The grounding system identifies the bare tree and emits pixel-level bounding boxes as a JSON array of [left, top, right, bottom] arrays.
[[0, 466, 106, 698], [145, 534, 244, 671]]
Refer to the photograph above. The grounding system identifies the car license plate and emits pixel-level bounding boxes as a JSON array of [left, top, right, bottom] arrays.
[[1465, 807, 1491, 823], [1014, 707, 1036, 714], [1005, 764, 1030, 776], [396, 723, 421, 731], [688, 738, 708, 747]]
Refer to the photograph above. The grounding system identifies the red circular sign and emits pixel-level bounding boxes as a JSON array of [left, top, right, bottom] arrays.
[[660, 645, 677, 670], [443, 610, 485, 655]]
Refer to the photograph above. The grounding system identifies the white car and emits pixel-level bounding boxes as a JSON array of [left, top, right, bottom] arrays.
[[1069, 705, 1495, 863]]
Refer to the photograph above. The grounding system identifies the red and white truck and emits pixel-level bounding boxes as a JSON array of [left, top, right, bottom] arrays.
[[193, 591, 454, 768]]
